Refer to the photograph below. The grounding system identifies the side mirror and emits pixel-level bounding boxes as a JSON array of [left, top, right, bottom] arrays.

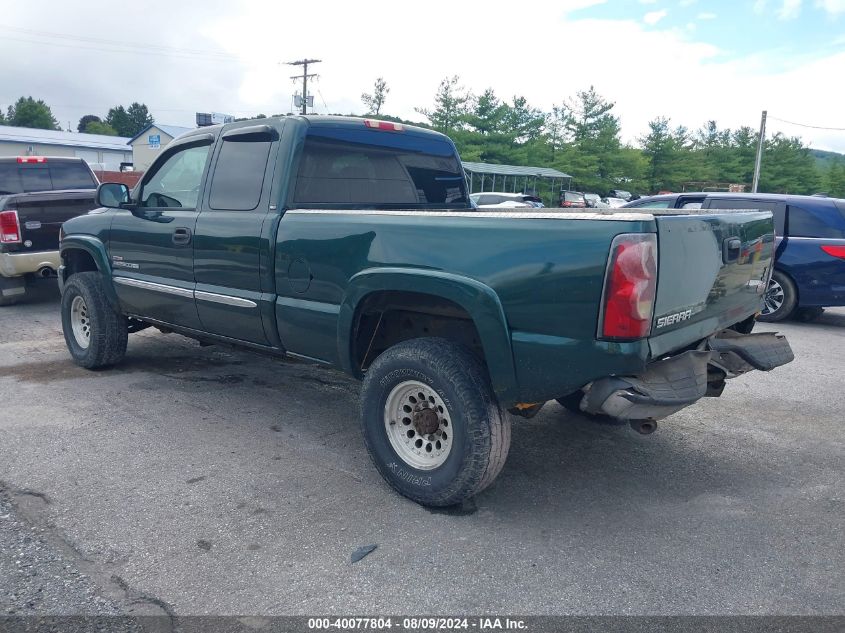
[[96, 182, 132, 209]]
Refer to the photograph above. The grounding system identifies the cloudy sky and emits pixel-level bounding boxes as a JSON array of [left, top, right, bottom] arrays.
[[2, 0, 844, 151]]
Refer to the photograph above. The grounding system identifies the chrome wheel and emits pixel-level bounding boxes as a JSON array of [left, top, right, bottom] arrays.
[[384, 380, 453, 470], [70, 295, 91, 349], [762, 277, 785, 315]]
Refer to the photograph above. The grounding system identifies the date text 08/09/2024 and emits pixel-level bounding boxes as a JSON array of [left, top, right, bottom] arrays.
[[307, 618, 527, 630]]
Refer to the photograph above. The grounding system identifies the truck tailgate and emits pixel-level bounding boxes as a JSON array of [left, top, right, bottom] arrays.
[[5, 190, 97, 253], [649, 210, 774, 354]]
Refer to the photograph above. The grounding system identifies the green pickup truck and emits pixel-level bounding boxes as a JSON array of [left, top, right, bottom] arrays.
[[58, 116, 793, 506]]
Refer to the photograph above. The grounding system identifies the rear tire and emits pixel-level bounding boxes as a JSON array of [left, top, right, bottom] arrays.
[[360, 337, 510, 507], [758, 270, 797, 323], [61, 272, 127, 369]]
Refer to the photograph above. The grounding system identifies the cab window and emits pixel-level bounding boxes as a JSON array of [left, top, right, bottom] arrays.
[[141, 144, 211, 209]]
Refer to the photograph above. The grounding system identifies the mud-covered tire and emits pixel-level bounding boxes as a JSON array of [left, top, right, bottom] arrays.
[[758, 270, 797, 322], [61, 272, 127, 369], [360, 337, 511, 507], [0, 277, 25, 306]]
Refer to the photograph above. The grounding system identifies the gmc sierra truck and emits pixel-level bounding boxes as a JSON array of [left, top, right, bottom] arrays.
[[1, 156, 98, 305], [57, 116, 793, 506]]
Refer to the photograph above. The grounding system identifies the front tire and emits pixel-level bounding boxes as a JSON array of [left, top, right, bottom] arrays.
[[360, 338, 510, 507], [61, 272, 128, 369], [758, 270, 797, 322]]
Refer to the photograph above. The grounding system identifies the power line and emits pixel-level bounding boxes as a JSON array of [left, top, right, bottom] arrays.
[[768, 115, 845, 132], [0, 24, 240, 62]]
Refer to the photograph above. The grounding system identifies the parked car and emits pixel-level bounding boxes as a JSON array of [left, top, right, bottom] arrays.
[[624, 192, 845, 321], [58, 116, 792, 507], [0, 156, 98, 305], [559, 190, 586, 208], [609, 189, 632, 201], [470, 192, 542, 208], [583, 193, 602, 208], [603, 196, 627, 208]]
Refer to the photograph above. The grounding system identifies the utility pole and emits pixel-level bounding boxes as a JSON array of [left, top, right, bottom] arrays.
[[752, 110, 767, 193], [287, 59, 321, 115]]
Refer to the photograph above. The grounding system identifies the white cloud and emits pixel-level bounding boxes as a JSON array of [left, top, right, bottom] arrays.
[[644, 9, 669, 24], [753, 0, 768, 13], [696, 11, 717, 18], [679, 0, 698, 5], [816, 0, 845, 13], [778, 0, 802, 19], [639, 0, 658, 4]]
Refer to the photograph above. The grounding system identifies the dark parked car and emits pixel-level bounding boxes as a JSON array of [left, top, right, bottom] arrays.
[[624, 192, 845, 321], [0, 156, 98, 305]]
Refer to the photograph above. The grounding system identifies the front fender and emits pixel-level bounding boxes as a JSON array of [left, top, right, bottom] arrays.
[[338, 267, 519, 406], [59, 235, 118, 309]]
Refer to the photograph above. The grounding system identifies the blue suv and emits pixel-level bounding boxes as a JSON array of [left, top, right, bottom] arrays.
[[624, 192, 845, 321]]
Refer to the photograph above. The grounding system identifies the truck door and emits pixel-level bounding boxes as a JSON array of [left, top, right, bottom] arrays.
[[109, 136, 214, 329], [192, 124, 280, 345]]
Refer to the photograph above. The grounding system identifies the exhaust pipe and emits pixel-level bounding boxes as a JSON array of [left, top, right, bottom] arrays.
[[38, 266, 55, 278], [629, 419, 657, 435]]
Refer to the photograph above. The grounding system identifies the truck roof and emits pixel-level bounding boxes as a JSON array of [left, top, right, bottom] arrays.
[[181, 115, 448, 143]]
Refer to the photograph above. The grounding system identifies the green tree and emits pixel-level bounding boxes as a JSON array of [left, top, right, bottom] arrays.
[[361, 77, 389, 116], [6, 96, 59, 130], [640, 116, 682, 192], [759, 133, 822, 194], [0, 107, 6, 125], [106, 102, 153, 137], [77, 114, 101, 132], [825, 158, 845, 199], [562, 87, 622, 192], [84, 121, 118, 136], [415, 76, 470, 135]]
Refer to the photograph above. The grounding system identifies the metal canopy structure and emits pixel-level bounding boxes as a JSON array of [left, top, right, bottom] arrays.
[[462, 161, 572, 204]]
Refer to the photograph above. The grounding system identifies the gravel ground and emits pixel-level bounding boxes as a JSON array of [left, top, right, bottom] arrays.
[[0, 279, 842, 621]]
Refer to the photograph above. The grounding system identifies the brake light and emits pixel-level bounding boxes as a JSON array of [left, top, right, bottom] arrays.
[[0, 210, 22, 244], [17, 156, 47, 163], [363, 119, 404, 132], [820, 245, 845, 260], [600, 233, 658, 340]]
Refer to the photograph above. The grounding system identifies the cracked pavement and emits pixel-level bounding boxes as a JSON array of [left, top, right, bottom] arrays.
[[0, 279, 843, 618]]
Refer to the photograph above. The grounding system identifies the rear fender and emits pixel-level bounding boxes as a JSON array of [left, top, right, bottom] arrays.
[[338, 268, 518, 406]]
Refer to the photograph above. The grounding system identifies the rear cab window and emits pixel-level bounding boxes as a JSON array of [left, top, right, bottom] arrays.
[[0, 160, 96, 194], [291, 126, 468, 209]]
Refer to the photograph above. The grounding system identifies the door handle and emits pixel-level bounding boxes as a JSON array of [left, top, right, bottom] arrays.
[[723, 237, 742, 264], [172, 227, 192, 245]]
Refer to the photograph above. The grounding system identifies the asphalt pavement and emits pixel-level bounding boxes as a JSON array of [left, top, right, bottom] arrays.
[[0, 279, 842, 619]]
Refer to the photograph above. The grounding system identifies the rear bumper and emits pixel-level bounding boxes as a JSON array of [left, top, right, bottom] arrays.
[[0, 250, 60, 277], [576, 330, 793, 421]]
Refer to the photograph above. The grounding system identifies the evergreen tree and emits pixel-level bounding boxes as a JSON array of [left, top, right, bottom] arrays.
[[415, 76, 470, 135], [6, 96, 59, 130]]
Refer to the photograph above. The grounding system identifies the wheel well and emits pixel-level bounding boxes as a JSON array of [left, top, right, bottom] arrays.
[[63, 249, 98, 277], [351, 291, 485, 371]]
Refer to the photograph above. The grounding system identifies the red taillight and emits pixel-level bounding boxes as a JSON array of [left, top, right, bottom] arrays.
[[600, 233, 658, 340], [820, 244, 845, 260], [17, 156, 47, 163], [0, 210, 22, 244], [363, 119, 404, 132]]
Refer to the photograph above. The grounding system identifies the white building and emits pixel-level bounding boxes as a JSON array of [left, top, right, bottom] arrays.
[[128, 124, 193, 172], [0, 125, 132, 171]]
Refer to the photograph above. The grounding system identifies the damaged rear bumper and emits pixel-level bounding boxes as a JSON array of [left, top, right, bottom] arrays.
[[577, 330, 794, 421]]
